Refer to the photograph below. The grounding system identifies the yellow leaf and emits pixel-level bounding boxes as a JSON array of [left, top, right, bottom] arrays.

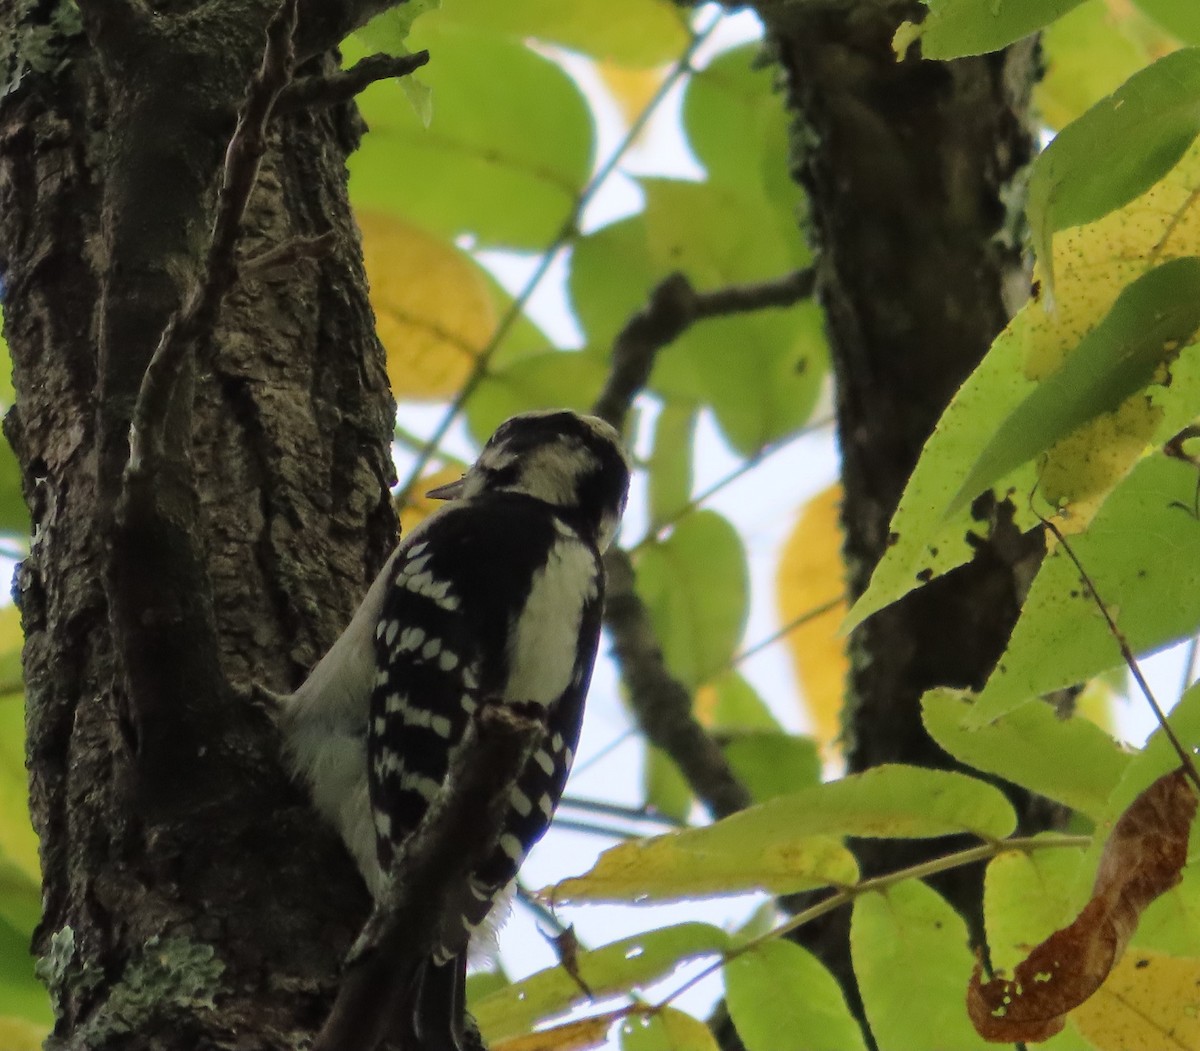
[[1071, 950, 1200, 1050], [775, 484, 847, 759], [596, 61, 667, 128], [359, 211, 495, 399], [0, 1017, 47, 1051], [493, 1014, 614, 1051], [1025, 142, 1200, 529], [397, 465, 462, 537]]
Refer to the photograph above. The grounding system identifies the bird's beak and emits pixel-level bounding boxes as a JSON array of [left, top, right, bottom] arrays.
[[426, 477, 466, 501]]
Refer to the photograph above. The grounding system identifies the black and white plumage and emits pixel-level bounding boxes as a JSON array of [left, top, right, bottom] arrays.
[[280, 409, 630, 1049]]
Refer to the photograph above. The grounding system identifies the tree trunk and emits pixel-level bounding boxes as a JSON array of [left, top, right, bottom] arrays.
[[0, 3, 396, 1046], [765, 0, 1056, 1018]]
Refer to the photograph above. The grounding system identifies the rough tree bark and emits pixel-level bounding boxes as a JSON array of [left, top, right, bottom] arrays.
[[762, 0, 1057, 1022], [0, 1, 400, 1046]]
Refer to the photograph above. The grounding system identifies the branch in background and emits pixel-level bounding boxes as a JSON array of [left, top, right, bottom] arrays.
[[127, 0, 298, 476], [592, 268, 814, 822], [602, 550, 752, 820], [592, 268, 815, 430], [313, 705, 543, 1051], [276, 50, 430, 113]]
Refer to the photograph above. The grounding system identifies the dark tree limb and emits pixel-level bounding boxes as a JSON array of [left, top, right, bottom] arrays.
[[277, 50, 431, 113], [602, 551, 752, 820], [592, 268, 814, 429], [313, 705, 544, 1051], [591, 268, 812, 821]]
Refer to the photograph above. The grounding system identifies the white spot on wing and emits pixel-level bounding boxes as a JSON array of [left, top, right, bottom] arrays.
[[510, 788, 532, 816], [533, 749, 554, 777], [422, 637, 442, 660], [430, 715, 453, 739], [499, 833, 524, 861], [438, 650, 458, 672]]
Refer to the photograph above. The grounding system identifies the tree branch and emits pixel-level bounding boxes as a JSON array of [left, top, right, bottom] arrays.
[[313, 705, 544, 1051], [276, 50, 430, 113], [592, 268, 814, 430], [591, 269, 812, 821], [602, 550, 752, 820]]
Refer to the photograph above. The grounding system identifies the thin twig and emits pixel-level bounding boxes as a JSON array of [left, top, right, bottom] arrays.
[[729, 594, 846, 669], [313, 705, 544, 1051], [276, 50, 430, 113], [240, 230, 337, 277], [628, 415, 835, 555], [127, 0, 298, 477], [1040, 514, 1200, 791], [559, 795, 688, 828], [394, 9, 728, 504]]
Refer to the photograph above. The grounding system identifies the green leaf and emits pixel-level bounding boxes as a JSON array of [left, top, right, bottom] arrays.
[[549, 766, 1015, 904], [354, 1, 440, 52], [969, 455, 1200, 726], [895, 0, 1086, 59], [0, 441, 29, 539], [547, 826, 855, 904], [682, 45, 801, 223], [636, 511, 749, 689], [1133, 0, 1200, 42], [474, 923, 729, 1042], [647, 405, 696, 531], [0, 915, 50, 1026], [465, 966, 508, 1005], [433, 0, 689, 65], [463, 350, 609, 445], [948, 257, 1200, 514], [722, 732, 821, 804], [0, 690, 37, 892], [0, 1015, 47, 1051], [1028, 48, 1200, 279], [618, 1009, 720, 1051], [643, 746, 693, 823], [0, 327, 15, 404], [984, 838, 1090, 974], [725, 941, 867, 1051], [348, 24, 592, 248], [704, 671, 779, 732], [852, 880, 991, 1051], [1037, 1, 1170, 131], [922, 689, 1131, 820], [845, 270, 1200, 634]]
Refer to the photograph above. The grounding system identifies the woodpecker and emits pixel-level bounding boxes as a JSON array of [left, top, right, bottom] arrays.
[[279, 409, 630, 1049]]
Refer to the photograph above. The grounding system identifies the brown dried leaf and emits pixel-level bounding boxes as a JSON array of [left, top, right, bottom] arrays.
[[967, 768, 1197, 1042], [546, 924, 594, 1000]]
